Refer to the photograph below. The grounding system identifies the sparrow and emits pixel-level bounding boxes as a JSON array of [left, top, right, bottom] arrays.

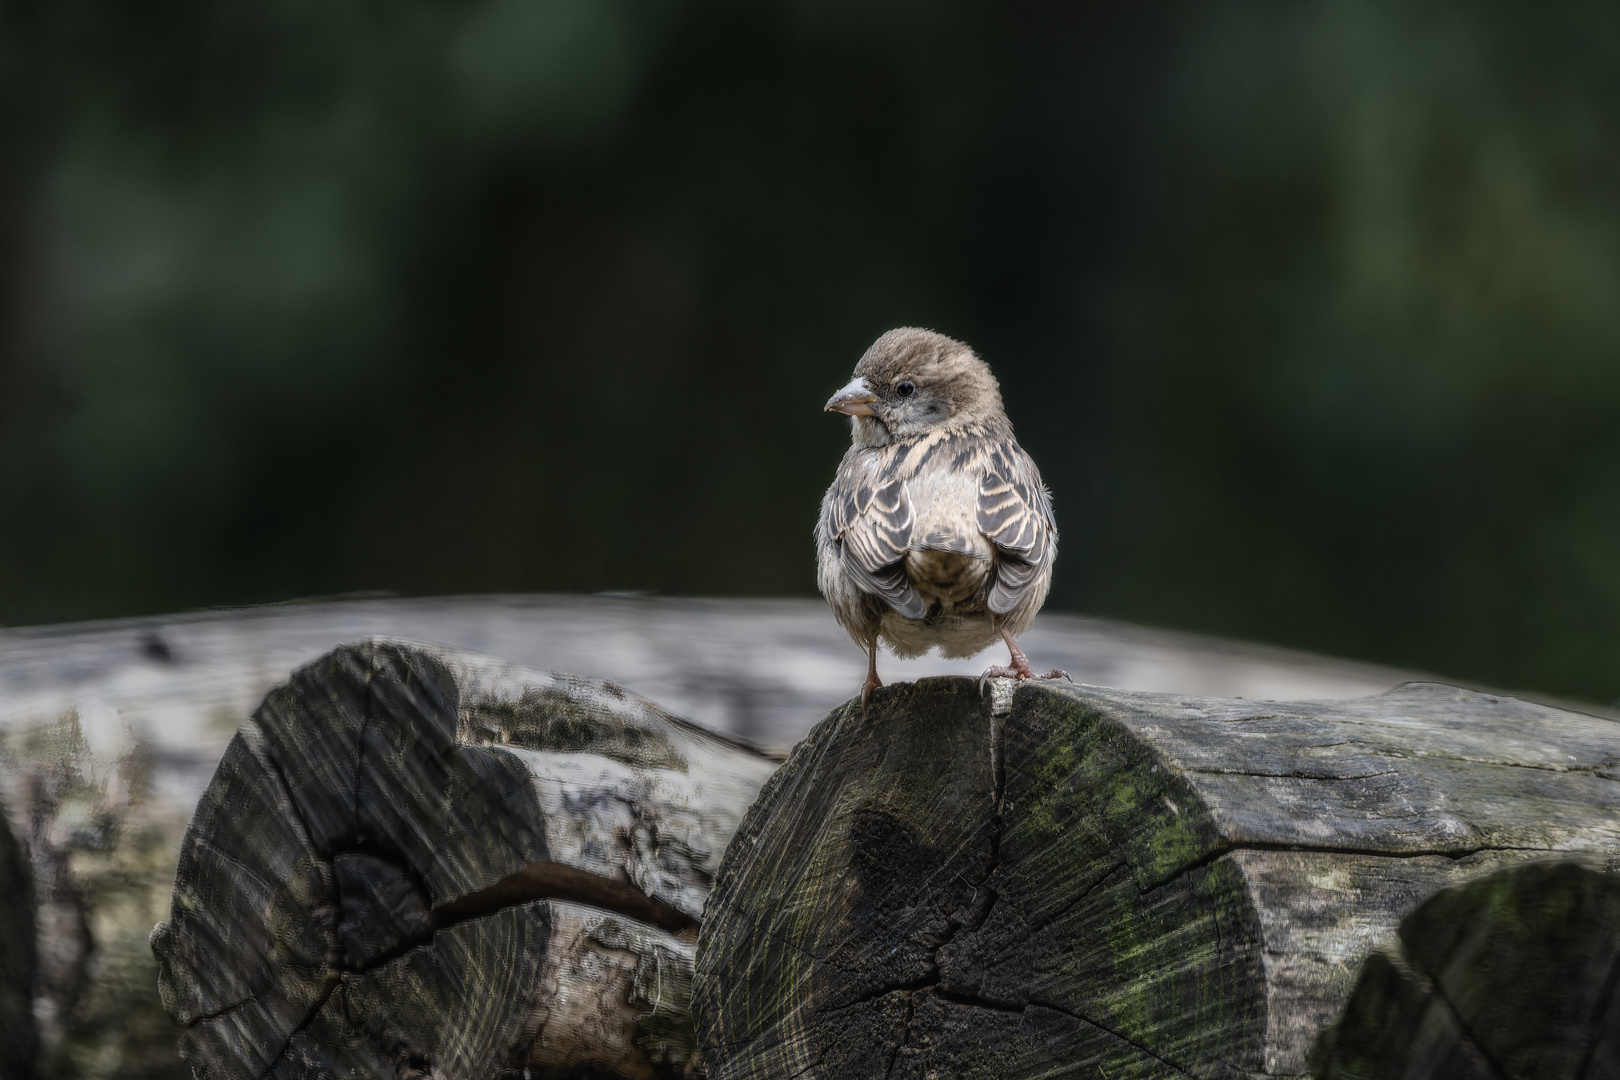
[[816, 327, 1067, 703]]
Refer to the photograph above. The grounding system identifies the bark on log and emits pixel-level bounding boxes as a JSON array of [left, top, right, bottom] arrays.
[[1310, 860, 1620, 1079], [151, 639, 779, 1080], [9, 595, 1607, 1080], [693, 677, 1620, 1079], [0, 595, 1425, 1080]]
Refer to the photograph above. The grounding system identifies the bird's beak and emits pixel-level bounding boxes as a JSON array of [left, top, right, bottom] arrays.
[[825, 376, 879, 417]]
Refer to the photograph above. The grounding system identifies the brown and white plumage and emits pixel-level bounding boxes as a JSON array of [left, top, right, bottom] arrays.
[[815, 327, 1063, 700]]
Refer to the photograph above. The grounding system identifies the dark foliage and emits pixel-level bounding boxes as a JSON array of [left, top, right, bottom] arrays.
[[3, 1, 1619, 700]]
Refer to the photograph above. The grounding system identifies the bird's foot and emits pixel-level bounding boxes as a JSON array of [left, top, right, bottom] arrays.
[[978, 660, 1071, 694], [978, 654, 1036, 693]]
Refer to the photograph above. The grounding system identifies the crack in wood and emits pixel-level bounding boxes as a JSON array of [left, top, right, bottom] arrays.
[[875, 696, 1010, 1072], [882, 993, 914, 1080], [257, 977, 341, 1080], [240, 859, 701, 1071], [244, 859, 700, 1075], [839, 975, 942, 1012], [158, 642, 781, 1080], [1337, 751, 1619, 778], [705, 681, 1620, 1077], [932, 988, 1025, 1015], [1026, 1000, 1196, 1078], [185, 996, 255, 1024], [1200, 711, 1620, 778], [1182, 767, 1399, 780], [1150, 841, 1553, 897]]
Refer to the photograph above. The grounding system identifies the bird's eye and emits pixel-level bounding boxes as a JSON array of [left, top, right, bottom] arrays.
[[896, 380, 916, 398]]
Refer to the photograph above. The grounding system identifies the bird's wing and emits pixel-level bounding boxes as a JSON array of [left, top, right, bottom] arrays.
[[826, 458, 927, 619], [976, 441, 1056, 615]]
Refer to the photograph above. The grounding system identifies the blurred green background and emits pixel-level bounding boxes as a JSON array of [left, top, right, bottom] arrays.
[[3, 0, 1619, 703]]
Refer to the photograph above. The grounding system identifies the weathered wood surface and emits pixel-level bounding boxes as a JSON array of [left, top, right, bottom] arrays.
[[0, 596, 1427, 1078], [151, 639, 779, 1079], [1312, 860, 1620, 1079], [694, 677, 1620, 1079], [0, 792, 38, 1080]]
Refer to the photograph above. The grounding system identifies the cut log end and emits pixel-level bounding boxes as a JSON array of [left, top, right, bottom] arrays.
[[694, 676, 1620, 1079], [1311, 860, 1620, 1079], [0, 791, 38, 1080], [152, 639, 777, 1080]]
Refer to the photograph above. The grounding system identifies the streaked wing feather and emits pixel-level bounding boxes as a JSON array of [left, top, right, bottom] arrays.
[[977, 443, 1055, 615], [986, 557, 1041, 614], [829, 463, 926, 619]]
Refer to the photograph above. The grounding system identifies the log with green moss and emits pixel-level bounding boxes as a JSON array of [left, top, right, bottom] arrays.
[[693, 678, 1620, 1079], [0, 595, 1423, 1080], [151, 640, 780, 1080], [1311, 859, 1620, 1079]]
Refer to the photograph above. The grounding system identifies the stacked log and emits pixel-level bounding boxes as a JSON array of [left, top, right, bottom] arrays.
[[1313, 860, 1620, 1078], [693, 678, 1620, 1078], [150, 640, 779, 1079], [1, 598, 1419, 1080], [151, 644, 1620, 1078], [0, 793, 38, 1080]]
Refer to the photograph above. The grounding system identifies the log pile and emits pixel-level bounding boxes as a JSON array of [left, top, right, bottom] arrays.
[[150, 640, 778, 1079], [0, 797, 38, 1079], [143, 639, 1620, 1078], [1, 597, 1419, 1080], [693, 678, 1620, 1078]]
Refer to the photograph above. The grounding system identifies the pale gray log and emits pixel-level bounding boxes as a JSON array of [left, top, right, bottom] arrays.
[[1230, 849, 1544, 1075]]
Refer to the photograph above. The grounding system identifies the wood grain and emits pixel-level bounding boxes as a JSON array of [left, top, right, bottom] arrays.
[[0, 594, 1602, 1077], [1311, 860, 1620, 1079], [694, 678, 1620, 1079], [0, 596, 1425, 1078], [151, 639, 778, 1080], [0, 790, 38, 1080]]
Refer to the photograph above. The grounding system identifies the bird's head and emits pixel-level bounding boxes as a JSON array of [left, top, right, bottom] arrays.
[[824, 327, 1005, 447]]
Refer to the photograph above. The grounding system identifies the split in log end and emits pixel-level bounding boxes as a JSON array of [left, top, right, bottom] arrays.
[[152, 640, 776, 1080]]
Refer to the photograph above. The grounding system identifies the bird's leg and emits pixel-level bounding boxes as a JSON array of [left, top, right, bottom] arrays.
[[999, 626, 1037, 679], [980, 626, 1071, 689], [861, 639, 883, 707]]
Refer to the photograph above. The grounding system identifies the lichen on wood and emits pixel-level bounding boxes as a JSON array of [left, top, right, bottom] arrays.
[[694, 678, 1620, 1078], [0, 596, 1481, 1078]]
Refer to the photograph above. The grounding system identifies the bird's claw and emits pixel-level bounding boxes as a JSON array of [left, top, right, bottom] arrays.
[[978, 664, 1024, 694], [980, 664, 1070, 695]]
